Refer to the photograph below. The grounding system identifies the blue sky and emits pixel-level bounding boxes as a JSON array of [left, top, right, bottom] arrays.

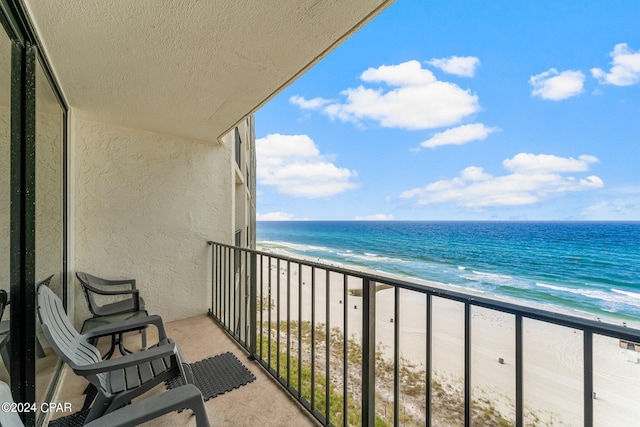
[[255, 0, 640, 221]]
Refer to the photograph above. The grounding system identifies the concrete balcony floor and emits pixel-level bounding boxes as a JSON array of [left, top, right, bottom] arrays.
[[50, 314, 319, 427]]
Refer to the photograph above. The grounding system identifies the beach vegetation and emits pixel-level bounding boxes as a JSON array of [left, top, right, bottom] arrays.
[[257, 320, 514, 426], [258, 296, 274, 310]]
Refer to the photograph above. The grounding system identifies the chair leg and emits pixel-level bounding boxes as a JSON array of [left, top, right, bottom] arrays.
[[83, 382, 94, 395], [103, 334, 117, 359], [81, 384, 98, 412], [36, 337, 46, 358], [141, 328, 147, 350], [85, 393, 111, 423], [117, 333, 134, 355], [117, 327, 148, 355]]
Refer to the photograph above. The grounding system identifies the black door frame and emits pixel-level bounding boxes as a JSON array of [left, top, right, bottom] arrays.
[[1, 1, 67, 425]]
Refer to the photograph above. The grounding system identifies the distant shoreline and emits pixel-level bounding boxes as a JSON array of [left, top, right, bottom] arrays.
[[256, 240, 640, 330]]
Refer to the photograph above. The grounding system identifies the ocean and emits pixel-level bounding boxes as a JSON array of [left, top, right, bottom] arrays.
[[257, 221, 640, 325]]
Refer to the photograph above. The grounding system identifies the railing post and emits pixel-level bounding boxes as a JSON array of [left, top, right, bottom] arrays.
[[584, 330, 593, 427], [464, 302, 471, 427], [362, 278, 376, 425], [249, 251, 257, 358], [425, 294, 432, 427], [209, 242, 216, 317], [516, 314, 523, 427]]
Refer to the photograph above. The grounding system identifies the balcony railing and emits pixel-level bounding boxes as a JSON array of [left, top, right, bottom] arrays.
[[207, 240, 640, 427]]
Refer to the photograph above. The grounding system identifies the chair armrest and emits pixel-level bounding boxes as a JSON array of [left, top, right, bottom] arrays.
[[83, 314, 167, 341], [83, 385, 211, 427], [74, 342, 178, 375], [102, 278, 137, 289], [81, 282, 141, 311]]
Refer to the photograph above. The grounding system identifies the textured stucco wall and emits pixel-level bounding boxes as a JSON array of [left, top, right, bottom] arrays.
[[73, 118, 233, 324]]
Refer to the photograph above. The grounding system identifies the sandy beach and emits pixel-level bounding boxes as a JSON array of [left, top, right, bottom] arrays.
[[255, 249, 640, 425]]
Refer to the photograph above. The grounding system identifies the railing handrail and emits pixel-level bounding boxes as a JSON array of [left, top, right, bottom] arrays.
[[207, 240, 640, 343]]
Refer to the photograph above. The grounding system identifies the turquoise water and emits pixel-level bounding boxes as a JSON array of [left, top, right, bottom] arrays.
[[257, 221, 640, 324]]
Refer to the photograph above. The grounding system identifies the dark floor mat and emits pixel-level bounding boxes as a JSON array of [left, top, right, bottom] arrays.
[[166, 351, 256, 400], [48, 408, 90, 427]]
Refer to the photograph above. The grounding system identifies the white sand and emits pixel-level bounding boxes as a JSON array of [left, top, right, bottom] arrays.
[[255, 249, 640, 425]]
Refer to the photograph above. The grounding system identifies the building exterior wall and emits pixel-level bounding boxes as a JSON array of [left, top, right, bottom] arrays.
[[72, 116, 254, 324], [219, 116, 255, 249]]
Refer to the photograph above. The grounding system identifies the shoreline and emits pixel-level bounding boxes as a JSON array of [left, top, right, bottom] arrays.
[[256, 241, 640, 330]]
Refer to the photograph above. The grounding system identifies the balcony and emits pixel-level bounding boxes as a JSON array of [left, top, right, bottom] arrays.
[[27, 241, 640, 426]]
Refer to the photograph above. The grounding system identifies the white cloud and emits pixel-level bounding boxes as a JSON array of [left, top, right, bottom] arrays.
[[354, 214, 394, 220], [503, 153, 599, 173], [426, 56, 480, 77], [361, 61, 438, 86], [289, 95, 331, 110], [529, 68, 585, 100], [400, 153, 603, 208], [591, 43, 640, 86], [256, 133, 358, 198], [291, 60, 480, 130], [257, 212, 296, 221], [419, 123, 497, 149]]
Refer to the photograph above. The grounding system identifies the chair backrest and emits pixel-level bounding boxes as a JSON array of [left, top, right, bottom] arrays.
[[76, 271, 100, 315], [36, 284, 107, 391]]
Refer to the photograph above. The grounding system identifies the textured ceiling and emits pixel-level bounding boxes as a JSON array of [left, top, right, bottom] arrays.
[[23, 0, 393, 142]]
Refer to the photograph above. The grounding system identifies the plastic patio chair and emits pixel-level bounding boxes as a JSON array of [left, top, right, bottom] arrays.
[[1, 380, 210, 427], [76, 272, 149, 358], [37, 282, 196, 423]]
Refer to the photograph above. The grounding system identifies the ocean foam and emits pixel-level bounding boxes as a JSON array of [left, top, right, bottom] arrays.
[[536, 283, 640, 308], [472, 270, 513, 280], [611, 288, 640, 300], [461, 270, 519, 286], [337, 251, 405, 264], [259, 240, 334, 254]]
